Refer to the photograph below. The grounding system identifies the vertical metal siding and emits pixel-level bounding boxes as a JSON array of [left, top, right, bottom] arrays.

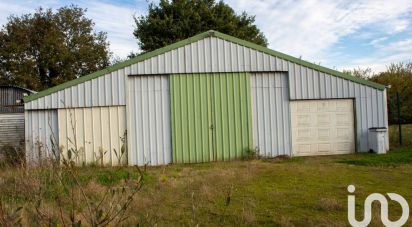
[[170, 74, 212, 163], [288, 63, 387, 151], [25, 110, 58, 165], [170, 73, 252, 164], [25, 68, 128, 110], [0, 113, 25, 149], [127, 75, 171, 166], [58, 106, 127, 166], [251, 72, 292, 157]]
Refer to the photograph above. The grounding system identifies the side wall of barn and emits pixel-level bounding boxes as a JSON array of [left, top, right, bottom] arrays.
[[0, 114, 25, 149]]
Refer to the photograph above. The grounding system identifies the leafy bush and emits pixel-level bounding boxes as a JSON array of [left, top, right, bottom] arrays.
[[0, 145, 25, 167]]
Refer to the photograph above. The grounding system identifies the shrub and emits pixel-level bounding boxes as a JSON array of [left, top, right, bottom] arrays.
[[0, 145, 25, 167]]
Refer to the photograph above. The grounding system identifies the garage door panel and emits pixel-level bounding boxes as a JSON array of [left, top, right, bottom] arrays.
[[336, 142, 352, 152], [318, 143, 332, 153], [297, 144, 311, 154], [317, 114, 330, 126], [336, 100, 352, 111], [317, 101, 330, 111], [296, 128, 311, 142], [291, 99, 355, 156], [337, 128, 351, 139], [297, 114, 311, 126], [318, 128, 331, 140], [297, 102, 311, 112]]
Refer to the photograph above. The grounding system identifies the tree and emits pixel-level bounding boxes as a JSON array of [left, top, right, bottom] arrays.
[[343, 67, 373, 80], [370, 63, 412, 124], [133, 0, 267, 52], [342, 63, 412, 124], [0, 6, 110, 91]]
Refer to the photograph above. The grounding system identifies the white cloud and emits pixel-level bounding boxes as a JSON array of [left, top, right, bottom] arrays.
[[77, 0, 144, 58], [387, 19, 409, 33], [369, 36, 388, 48], [338, 38, 412, 73], [225, 0, 412, 71], [386, 39, 412, 52], [1, 0, 412, 71]]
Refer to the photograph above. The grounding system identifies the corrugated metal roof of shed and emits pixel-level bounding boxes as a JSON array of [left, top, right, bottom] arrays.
[[1, 85, 35, 113], [23, 30, 386, 103], [0, 85, 36, 93]]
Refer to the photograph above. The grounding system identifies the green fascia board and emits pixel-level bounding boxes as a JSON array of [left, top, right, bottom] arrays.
[[211, 31, 386, 90], [23, 31, 211, 103], [25, 30, 385, 103]]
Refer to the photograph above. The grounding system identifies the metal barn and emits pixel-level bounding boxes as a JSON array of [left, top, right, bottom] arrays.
[[24, 30, 389, 166], [0, 86, 34, 151]]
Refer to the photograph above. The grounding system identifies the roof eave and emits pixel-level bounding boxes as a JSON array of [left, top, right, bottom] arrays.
[[24, 30, 385, 103]]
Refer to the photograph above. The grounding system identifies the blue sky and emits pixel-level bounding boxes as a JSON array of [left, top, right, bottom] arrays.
[[1, 0, 412, 73]]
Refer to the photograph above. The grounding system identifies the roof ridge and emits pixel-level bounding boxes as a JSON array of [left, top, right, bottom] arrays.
[[24, 31, 212, 102], [1, 85, 36, 94], [212, 30, 385, 90], [24, 30, 385, 103]]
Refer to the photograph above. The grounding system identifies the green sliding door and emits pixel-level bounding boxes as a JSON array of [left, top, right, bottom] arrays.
[[170, 73, 252, 163]]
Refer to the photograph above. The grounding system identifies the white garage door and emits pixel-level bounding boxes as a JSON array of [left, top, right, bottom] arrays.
[[290, 99, 355, 156]]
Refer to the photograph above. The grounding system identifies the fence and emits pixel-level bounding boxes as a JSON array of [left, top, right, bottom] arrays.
[[388, 92, 412, 147]]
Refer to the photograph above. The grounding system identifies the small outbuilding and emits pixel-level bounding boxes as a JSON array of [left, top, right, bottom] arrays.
[[0, 85, 34, 152], [24, 30, 389, 166]]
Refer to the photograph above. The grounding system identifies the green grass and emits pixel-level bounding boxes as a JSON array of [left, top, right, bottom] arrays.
[[338, 147, 412, 166], [389, 124, 412, 148], [1, 148, 412, 226]]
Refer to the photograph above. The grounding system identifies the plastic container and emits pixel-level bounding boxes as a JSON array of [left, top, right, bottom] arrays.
[[368, 127, 387, 154]]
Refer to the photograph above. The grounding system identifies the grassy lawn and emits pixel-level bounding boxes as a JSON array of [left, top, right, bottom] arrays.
[[1, 148, 412, 226]]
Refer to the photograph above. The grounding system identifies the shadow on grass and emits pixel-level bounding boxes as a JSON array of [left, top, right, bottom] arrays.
[[338, 147, 412, 166], [261, 155, 305, 164]]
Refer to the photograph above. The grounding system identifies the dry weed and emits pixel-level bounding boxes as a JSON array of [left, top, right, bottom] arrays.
[[317, 197, 344, 211]]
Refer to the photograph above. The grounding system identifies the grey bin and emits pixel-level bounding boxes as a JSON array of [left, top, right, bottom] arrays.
[[368, 127, 387, 154]]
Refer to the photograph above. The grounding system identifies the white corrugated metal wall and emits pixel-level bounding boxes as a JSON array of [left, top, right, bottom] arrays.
[[25, 70, 127, 110], [58, 106, 127, 166], [25, 34, 388, 164], [127, 75, 171, 166], [288, 67, 388, 151], [25, 110, 58, 164], [251, 72, 291, 156]]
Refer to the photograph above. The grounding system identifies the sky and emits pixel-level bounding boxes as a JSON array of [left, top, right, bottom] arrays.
[[1, 0, 412, 73]]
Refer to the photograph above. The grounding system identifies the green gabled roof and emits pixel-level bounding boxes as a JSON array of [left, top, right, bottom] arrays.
[[214, 31, 385, 90], [24, 30, 385, 103]]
